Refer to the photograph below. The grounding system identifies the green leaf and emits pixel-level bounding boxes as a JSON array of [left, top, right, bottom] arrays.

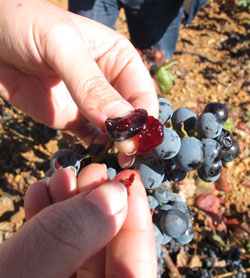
[[223, 117, 233, 133], [212, 234, 226, 247]]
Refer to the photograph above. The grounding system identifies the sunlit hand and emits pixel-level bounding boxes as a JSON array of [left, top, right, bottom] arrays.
[[0, 0, 158, 153], [0, 165, 157, 278]]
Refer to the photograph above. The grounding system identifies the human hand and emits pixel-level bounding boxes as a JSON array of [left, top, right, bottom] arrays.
[[0, 165, 157, 278], [0, 0, 158, 153]]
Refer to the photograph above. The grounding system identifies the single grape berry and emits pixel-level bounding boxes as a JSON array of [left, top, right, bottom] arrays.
[[158, 98, 173, 124], [196, 112, 223, 139], [105, 109, 147, 141], [173, 137, 205, 172], [215, 128, 233, 151], [222, 138, 239, 162], [202, 138, 222, 165], [136, 116, 164, 154], [135, 158, 165, 189], [50, 149, 81, 173], [160, 208, 189, 238], [203, 102, 228, 124], [153, 128, 181, 160], [171, 107, 197, 132], [175, 223, 194, 245]]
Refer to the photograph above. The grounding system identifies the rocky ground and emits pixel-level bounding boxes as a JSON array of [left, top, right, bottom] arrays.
[[0, 0, 249, 277]]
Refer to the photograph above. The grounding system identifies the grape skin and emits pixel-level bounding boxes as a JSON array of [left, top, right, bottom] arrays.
[[222, 138, 239, 162], [175, 223, 194, 245], [202, 138, 222, 165], [153, 128, 181, 160], [160, 208, 189, 238], [173, 137, 205, 172], [153, 187, 174, 204], [203, 102, 228, 124], [171, 107, 197, 132], [135, 158, 165, 189], [50, 149, 81, 173], [196, 112, 223, 139], [158, 97, 173, 124]]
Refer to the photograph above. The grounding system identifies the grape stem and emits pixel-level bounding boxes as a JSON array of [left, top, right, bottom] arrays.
[[92, 140, 114, 163], [180, 122, 189, 138], [162, 246, 181, 278]]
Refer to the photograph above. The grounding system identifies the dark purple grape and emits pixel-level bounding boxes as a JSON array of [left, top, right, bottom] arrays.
[[171, 107, 197, 132], [160, 209, 189, 238], [203, 102, 228, 124], [196, 112, 223, 139], [159, 204, 173, 211], [198, 167, 221, 182], [70, 143, 88, 157], [158, 98, 173, 124], [215, 128, 233, 151], [199, 160, 223, 178], [153, 128, 181, 160], [168, 168, 187, 182], [222, 138, 239, 162], [202, 138, 222, 165], [150, 63, 158, 77], [50, 149, 81, 173], [135, 158, 165, 189], [153, 187, 174, 204], [173, 137, 205, 172], [175, 223, 194, 245], [87, 144, 105, 155]]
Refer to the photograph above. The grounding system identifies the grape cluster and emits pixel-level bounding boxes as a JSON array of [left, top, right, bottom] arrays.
[[156, 99, 239, 183], [44, 98, 239, 278]]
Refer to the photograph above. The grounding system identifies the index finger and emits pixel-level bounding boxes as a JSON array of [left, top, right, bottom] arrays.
[[106, 170, 157, 278]]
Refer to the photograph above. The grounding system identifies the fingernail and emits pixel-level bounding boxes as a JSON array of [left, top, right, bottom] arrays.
[[85, 181, 127, 215], [101, 163, 107, 172], [104, 100, 133, 118], [66, 166, 77, 175]]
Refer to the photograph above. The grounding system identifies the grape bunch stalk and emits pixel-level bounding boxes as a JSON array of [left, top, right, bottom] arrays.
[[44, 98, 239, 278]]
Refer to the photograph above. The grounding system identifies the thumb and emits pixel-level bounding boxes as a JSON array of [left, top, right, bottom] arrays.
[[0, 182, 128, 278], [43, 20, 134, 129]]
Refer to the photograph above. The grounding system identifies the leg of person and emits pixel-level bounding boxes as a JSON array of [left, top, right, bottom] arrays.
[[123, 0, 184, 59], [68, 0, 121, 29]]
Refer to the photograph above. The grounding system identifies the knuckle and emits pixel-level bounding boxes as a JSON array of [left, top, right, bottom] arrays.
[[35, 204, 84, 253]]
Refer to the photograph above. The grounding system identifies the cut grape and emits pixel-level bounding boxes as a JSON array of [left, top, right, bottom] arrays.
[[136, 116, 164, 154], [105, 109, 147, 141], [105, 108, 164, 153], [148, 195, 159, 209]]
